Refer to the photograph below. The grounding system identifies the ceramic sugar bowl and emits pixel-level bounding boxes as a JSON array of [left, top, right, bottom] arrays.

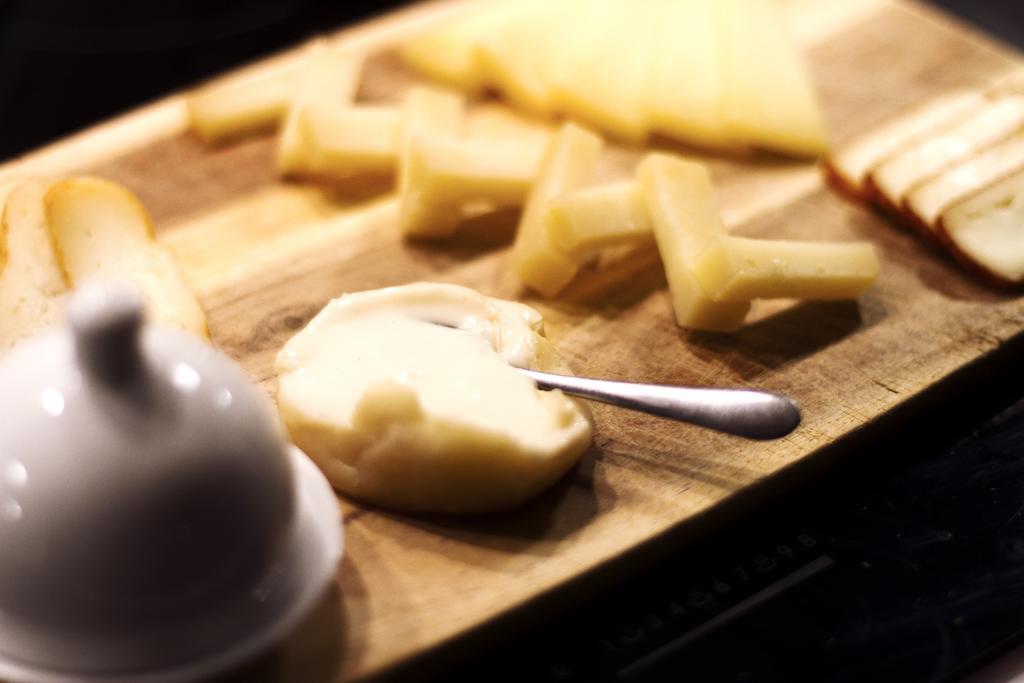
[[0, 284, 342, 683]]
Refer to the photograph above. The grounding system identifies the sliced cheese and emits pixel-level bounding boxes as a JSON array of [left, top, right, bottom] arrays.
[[512, 123, 603, 297], [398, 1, 519, 91], [400, 137, 543, 239], [870, 95, 1024, 208], [939, 170, 1024, 284], [187, 66, 295, 144], [43, 178, 208, 338], [642, 0, 732, 148], [0, 180, 71, 351], [906, 130, 1024, 229], [465, 105, 550, 145], [715, 0, 828, 157], [397, 87, 466, 237], [475, 0, 563, 116], [826, 91, 986, 196], [637, 154, 751, 332], [549, 1, 650, 142], [275, 282, 592, 514], [285, 106, 400, 179], [547, 182, 653, 257], [277, 42, 365, 176], [693, 236, 879, 302], [545, 2, 614, 114]]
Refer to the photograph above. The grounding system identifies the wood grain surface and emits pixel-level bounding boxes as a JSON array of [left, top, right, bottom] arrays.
[[2, 1, 1023, 681]]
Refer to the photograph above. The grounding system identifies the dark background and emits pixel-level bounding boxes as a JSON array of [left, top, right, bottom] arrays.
[[0, 0, 401, 161], [0, 0, 1021, 162]]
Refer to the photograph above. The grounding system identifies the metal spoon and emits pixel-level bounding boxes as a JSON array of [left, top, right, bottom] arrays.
[[520, 368, 801, 440], [427, 320, 800, 439]]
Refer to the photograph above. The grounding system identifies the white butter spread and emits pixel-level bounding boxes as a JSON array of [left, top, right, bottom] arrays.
[[275, 282, 592, 513]]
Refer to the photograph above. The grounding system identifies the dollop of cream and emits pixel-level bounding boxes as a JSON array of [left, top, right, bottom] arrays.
[[275, 282, 592, 514]]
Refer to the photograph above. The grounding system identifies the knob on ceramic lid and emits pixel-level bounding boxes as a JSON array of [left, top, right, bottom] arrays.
[[0, 282, 342, 683], [67, 283, 146, 384]]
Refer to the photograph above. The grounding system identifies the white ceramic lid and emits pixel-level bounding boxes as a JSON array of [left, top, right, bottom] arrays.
[[0, 284, 342, 682]]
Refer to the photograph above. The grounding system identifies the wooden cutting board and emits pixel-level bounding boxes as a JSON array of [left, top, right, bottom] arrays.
[[2, 1, 1023, 681]]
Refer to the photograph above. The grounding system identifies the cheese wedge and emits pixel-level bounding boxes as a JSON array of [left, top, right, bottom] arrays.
[[475, 0, 562, 116], [0, 180, 71, 351], [549, 1, 650, 142], [512, 123, 603, 297], [43, 178, 208, 338], [275, 282, 592, 514], [715, 0, 828, 157], [400, 137, 544, 238], [277, 42, 365, 176], [399, 1, 519, 92], [547, 182, 653, 257], [825, 91, 986, 196], [187, 66, 295, 144], [939, 170, 1024, 285], [283, 106, 400, 179], [870, 95, 1024, 209], [642, 0, 732, 148], [397, 87, 465, 237], [545, 1, 613, 109], [637, 154, 751, 332], [906, 130, 1024, 230], [693, 236, 879, 302]]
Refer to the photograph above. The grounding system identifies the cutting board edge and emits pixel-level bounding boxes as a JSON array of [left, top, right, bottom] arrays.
[[346, 320, 1024, 683]]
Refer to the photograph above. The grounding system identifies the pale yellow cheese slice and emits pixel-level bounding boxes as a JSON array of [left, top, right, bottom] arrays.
[[642, 0, 732, 148], [277, 42, 365, 176], [0, 180, 71, 351], [397, 87, 466, 237], [512, 123, 603, 297], [637, 154, 751, 332], [400, 136, 544, 239], [187, 66, 295, 144], [285, 106, 400, 179], [549, 1, 650, 143], [465, 105, 550, 145], [940, 170, 1024, 284], [398, 1, 520, 92], [826, 91, 986, 196], [870, 95, 1024, 208], [475, 0, 563, 116], [545, 1, 615, 116], [715, 0, 828, 156], [693, 236, 879, 302], [547, 182, 653, 257], [906, 130, 1024, 229]]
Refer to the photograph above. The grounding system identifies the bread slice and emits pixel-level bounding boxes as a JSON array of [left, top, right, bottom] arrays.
[[938, 169, 1024, 286], [905, 130, 1024, 234], [0, 179, 72, 351], [825, 91, 986, 198], [44, 177, 209, 337], [869, 95, 1024, 213]]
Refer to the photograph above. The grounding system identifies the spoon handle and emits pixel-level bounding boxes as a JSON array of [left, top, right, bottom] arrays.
[[519, 369, 801, 440]]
